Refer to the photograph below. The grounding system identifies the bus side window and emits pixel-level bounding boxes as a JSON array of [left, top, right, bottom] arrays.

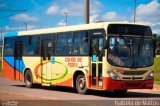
[[4, 38, 15, 56], [66, 32, 73, 55], [73, 31, 89, 55], [29, 36, 32, 45], [56, 33, 64, 55], [81, 32, 89, 55], [72, 32, 79, 55], [56, 33, 72, 55], [23, 36, 40, 56]]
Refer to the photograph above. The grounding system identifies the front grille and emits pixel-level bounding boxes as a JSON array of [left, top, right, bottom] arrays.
[[125, 83, 141, 87], [122, 77, 143, 80], [122, 77, 131, 80], [123, 70, 147, 75]]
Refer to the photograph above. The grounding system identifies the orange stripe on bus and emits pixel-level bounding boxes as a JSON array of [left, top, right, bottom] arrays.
[[2, 59, 23, 81]]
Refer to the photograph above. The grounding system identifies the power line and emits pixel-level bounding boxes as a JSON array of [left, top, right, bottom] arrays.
[[0, 9, 27, 12], [0, 10, 27, 20]]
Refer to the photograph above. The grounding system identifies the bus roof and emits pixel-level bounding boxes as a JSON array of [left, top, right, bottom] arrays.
[[4, 22, 149, 37]]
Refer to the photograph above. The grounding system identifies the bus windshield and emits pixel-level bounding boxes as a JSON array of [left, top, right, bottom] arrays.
[[108, 37, 154, 68]]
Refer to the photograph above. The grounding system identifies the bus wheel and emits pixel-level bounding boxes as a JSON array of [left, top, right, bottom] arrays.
[[114, 90, 127, 95], [76, 74, 87, 94], [24, 70, 33, 88]]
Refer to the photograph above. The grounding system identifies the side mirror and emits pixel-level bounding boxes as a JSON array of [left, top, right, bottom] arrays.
[[153, 34, 157, 39], [154, 41, 157, 57], [153, 34, 157, 57]]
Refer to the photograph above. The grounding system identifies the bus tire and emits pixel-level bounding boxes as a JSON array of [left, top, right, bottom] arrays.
[[24, 70, 33, 88], [76, 74, 87, 94], [114, 90, 127, 95]]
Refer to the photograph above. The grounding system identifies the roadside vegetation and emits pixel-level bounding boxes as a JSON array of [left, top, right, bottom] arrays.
[[155, 35, 160, 84], [154, 57, 160, 84], [0, 64, 1, 73], [0, 57, 1, 73]]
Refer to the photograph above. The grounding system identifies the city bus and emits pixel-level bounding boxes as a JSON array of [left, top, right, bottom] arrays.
[[2, 22, 156, 94]]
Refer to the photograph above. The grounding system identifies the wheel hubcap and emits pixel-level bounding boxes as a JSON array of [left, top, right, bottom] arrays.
[[79, 77, 85, 90], [26, 74, 31, 85]]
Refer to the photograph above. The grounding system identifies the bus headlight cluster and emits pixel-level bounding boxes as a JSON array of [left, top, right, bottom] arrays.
[[145, 72, 154, 80], [108, 71, 121, 80]]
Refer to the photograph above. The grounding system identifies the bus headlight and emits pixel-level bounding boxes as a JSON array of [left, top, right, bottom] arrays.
[[145, 72, 154, 80], [108, 71, 121, 80]]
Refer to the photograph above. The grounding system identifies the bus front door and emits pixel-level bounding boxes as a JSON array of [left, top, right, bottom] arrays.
[[14, 41, 23, 80], [41, 40, 52, 84], [91, 37, 104, 88]]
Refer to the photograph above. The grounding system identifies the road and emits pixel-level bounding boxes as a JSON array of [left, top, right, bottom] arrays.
[[0, 75, 160, 106]]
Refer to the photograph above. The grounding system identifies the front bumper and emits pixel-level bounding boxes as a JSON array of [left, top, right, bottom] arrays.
[[102, 77, 153, 90]]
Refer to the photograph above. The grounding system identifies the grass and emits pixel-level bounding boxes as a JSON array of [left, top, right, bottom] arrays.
[[0, 56, 1, 73], [154, 57, 160, 85]]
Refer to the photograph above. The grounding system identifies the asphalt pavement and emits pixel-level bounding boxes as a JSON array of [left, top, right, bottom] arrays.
[[0, 74, 160, 106]]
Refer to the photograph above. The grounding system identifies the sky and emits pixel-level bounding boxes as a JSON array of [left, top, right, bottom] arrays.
[[0, 0, 160, 34]]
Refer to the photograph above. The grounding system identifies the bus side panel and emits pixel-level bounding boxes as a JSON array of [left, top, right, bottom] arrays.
[[56, 78, 72, 87], [2, 58, 15, 80], [14, 59, 24, 81], [2, 57, 24, 81], [32, 57, 76, 87]]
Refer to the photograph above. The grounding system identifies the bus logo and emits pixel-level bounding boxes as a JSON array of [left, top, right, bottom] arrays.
[[132, 76, 135, 80]]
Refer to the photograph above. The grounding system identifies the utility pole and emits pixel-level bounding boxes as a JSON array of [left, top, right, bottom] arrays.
[[134, 0, 137, 23], [64, 12, 69, 26], [0, 28, 3, 60], [24, 23, 28, 30], [85, 0, 90, 24]]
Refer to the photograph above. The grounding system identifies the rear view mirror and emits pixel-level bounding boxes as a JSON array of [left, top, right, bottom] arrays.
[[153, 34, 157, 57]]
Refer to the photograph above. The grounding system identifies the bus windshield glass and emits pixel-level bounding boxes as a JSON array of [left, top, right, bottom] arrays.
[[108, 37, 154, 68]]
